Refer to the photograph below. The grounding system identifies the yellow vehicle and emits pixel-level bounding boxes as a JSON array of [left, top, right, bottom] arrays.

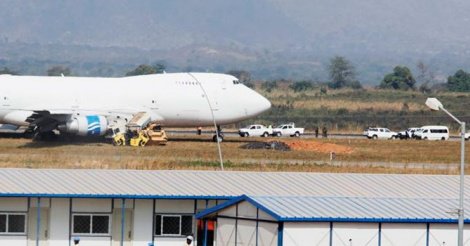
[[112, 123, 167, 147], [112, 132, 126, 146], [143, 123, 168, 145], [129, 131, 149, 147]]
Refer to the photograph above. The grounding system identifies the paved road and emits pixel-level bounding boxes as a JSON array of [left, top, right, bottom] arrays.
[[0, 126, 464, 141], [166, 130, 464, 141]]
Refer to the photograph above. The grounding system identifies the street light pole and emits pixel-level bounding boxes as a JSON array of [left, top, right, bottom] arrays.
[[459, 121, 465, 245], [426, 98, 466, 246]]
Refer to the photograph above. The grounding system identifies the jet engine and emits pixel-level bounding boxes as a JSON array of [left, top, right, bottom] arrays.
[[60, 115, 108, 136]]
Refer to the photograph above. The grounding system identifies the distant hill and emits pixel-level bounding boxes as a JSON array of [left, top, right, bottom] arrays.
[[1, 0, 470, 83], [0, 0, 306, 49]]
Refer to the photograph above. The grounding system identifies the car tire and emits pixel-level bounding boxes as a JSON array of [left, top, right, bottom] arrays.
[[441, 137, 445, 141], [294, 132, 300, 137], [372, 135, 378, 139], [276, 132, 282, 137], [262, 132, 269, 137], [244, 132, 249, 137]]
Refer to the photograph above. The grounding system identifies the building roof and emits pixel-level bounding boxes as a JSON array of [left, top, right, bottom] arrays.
[[197, 195, 470, 223], [0, 168, 468, 200]]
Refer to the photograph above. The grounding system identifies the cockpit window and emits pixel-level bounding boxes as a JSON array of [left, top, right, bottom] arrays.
[[233, 80, 240, 85]]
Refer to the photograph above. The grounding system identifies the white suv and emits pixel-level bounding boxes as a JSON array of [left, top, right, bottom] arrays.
[[363, 127, 397, 139]]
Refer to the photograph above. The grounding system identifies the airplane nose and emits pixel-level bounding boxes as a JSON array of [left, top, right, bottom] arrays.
[[243, 87, 272, 117], [253, 94, 271, 115], [259, 95, 272, 112]]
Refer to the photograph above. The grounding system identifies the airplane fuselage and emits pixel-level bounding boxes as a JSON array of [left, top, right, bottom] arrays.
[[0, 73, 271, 133]]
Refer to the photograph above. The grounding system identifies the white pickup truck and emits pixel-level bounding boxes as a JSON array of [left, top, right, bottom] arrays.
[[272, 123, 304, 137], [363, 127, 397, 139], [238, 124, 273, 137]]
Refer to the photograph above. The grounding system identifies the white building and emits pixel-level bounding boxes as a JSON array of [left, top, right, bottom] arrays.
[[197, 195, 470, 245], [0, 168, 469, 246]]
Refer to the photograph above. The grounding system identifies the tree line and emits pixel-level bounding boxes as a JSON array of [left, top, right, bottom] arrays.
[[237, 56, 470, 93], [1, 59, 470, 92]]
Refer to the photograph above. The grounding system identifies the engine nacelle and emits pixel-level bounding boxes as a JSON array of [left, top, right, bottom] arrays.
[[2, 110, 35, 126], [63, 115, 108, 136]]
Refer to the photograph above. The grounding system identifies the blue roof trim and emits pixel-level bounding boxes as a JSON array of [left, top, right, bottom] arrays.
[[196, 195, 282, 221], [0, 193, 236, 200], [196, 195, 470, 224], [244, 196, 283, 220], [196, 195, 247, 219], [280, 217, 470, 224]]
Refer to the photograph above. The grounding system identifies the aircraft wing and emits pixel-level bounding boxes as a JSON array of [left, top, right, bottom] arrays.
[[20, 108, 163, 137]]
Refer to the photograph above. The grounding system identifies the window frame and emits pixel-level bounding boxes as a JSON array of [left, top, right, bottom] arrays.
[[0, 213, 27, 235], [154, 213, 194, 237], [71, 213, 112, 236]]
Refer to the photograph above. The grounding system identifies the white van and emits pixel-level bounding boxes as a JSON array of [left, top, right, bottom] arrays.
[[416, 125, 449, 140]]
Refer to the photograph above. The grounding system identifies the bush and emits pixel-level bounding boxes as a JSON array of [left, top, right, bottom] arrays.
[[447, 69, 470, 92], [380, 66, 416, 90], [262, 81, 278, 92], [289, 81, 313, 92]]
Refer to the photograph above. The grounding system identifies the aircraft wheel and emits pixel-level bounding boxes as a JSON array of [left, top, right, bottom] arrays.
[[213, 134, 224, 142], [113, 139, 124, 146], [33, 131, 57, 142]]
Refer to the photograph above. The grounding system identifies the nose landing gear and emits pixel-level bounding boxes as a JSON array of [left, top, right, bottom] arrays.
[[212, 125, 224, 142]]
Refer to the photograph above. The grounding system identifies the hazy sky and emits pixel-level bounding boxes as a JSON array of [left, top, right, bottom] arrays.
[[1, 0, 469, 81]]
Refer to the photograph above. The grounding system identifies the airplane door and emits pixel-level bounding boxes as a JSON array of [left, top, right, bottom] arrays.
[[206, 91, 219, 111], [149, 99, 159, 110], [2, 95, 10, 107]]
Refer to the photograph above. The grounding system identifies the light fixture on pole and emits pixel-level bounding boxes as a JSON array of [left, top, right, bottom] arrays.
[[426, 97, 466, 246]]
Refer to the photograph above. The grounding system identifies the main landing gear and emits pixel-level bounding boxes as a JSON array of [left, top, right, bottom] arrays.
[[212, 125, 224, 142]]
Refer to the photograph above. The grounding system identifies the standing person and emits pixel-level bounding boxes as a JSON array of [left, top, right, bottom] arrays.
[[184, 235, 194, 246], [197, 127, 202, 135], [322, 126, 328, 138], [314, 126, 319, 138]]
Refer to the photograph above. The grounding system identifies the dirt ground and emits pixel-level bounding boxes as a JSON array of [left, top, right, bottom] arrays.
[[285, 140, 354, 154], [0, 135, 467, 174]]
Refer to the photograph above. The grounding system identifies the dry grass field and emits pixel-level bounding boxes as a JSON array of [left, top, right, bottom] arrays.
[[263, 88, 427, 112], [0, 135, 468, 175]]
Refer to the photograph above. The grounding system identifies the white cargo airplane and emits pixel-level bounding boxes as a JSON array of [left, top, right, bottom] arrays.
[[0, 72, 271, 142]]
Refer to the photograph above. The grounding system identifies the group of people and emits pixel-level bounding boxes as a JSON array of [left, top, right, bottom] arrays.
[[314, 126, 328, 138]]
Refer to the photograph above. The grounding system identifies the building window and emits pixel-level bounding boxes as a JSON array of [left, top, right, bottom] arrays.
[[0, 213, 26, 234], [155, 214, 193, 236], [72, 214, 110, 235]]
